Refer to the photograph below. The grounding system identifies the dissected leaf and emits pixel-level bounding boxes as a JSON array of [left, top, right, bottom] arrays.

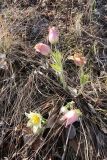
[[80, 73, 89, 85], [52, 51, 62, 65], [51, 63, 62, 73], [64, 101, 75, 110]]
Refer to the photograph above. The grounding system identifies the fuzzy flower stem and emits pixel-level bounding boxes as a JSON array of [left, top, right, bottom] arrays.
[[55, 44, 57, 52], [59, 72, 66, 89], [79, 65, 84, 94]]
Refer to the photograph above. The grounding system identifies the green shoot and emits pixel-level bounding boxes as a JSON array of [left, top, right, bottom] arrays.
[[79, 67, 89, 93]]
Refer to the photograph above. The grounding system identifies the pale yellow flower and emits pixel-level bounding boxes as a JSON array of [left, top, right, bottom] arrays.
[[25, 111, 42, 134]]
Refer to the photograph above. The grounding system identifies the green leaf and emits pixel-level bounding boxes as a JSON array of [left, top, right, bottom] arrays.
[[51, 51, 66, 88], [64, 101, 75, 110], [52, 51, 62, 64], [51, 63, 62, 73], [75, 109, 82, 116], [42, 118, 47, 125], [80, 73, 89, 85]]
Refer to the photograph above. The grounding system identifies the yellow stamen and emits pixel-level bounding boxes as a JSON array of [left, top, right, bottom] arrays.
[[31, 115, 41, 125]]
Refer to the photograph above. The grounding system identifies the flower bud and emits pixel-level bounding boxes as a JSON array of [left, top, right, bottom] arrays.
[[48, 26, 59, 44], [34, 43, 51, 56]]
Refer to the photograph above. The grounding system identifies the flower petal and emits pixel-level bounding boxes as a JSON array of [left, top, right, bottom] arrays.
[[61, 109, 81, 127], [60, 106, 68, 114], [27, 120, 33, 127], [32, 126, 39, 134]]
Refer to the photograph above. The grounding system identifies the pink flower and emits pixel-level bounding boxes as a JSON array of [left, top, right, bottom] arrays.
[[34, 43, 51, 56], [68, 53, 86, 66], [48, 26, 59, 44], [61, 109, 81, 127]]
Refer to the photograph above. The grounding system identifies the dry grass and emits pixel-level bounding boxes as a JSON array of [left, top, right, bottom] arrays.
[[0, 0, 107, 160]]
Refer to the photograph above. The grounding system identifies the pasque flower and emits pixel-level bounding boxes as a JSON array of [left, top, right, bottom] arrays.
[[48, 26, 59, 44], [25, 111, 42, 134], [68, 53, 86, 66], [60, 109, 82, 127], [34, 43, 51, 56]]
